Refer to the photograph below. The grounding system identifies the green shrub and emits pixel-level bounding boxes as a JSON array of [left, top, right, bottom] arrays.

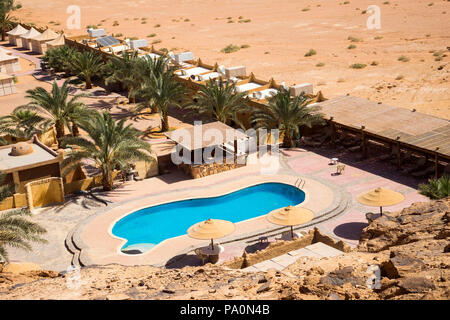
[[350, 63, 367, 69], [419, 175, 450, 199], [221, 44, 240, 53], [398, 55, 410, 62], [316, 62, 325, 67], [304, 49, 317, 57], [348, 44, 357, 49]]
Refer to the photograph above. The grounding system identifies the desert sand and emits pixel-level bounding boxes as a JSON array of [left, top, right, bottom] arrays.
[[7, 0, 450, 119]]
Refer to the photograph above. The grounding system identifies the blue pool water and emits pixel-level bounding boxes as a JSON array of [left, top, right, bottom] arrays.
[[112, 183, 305, 249]]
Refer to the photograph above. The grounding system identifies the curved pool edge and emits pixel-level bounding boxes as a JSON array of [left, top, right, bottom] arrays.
[[109, 182, 308, 255], [71, 173, 339, 267]]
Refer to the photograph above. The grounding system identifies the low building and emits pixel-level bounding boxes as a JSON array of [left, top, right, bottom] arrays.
[[6, 24, 28, 46], [0, 51, 20, 74], [0, 136, 63, 193], [30, 29, 58, 54], [165, 122, 249, 179], [0, 73, 16, 97]]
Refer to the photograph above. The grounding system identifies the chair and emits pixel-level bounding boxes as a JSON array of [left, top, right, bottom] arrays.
[[403, 156, 427, 174], [194, 248, 208, 265], [335, 164, 346, 175]]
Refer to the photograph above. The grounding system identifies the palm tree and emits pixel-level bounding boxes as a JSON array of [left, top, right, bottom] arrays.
[[0, 172, 47, 263], [61, 111, 153, 191], [0, 0, 21, 41], [104, 51, 142, 103], [135, 71, 187, 132], [0, 109, 45, 145], [418, 175, 450, 200], [186, 78, 247, 124], [251, 89, 324, 148], [16, 80, 90, 144], [70, 51, 103, 89]]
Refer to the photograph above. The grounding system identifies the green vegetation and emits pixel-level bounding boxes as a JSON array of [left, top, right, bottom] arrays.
[[395, 75, 404, 80], [221, 44, 240, 53], [154, 24, 161, 28], [316, 62, 325, 67], [348, 44, 357, 49], [17, 80, 92, 143], [151, 39, 162, 44], [0, 110, 44, 144], [350, 63, 367, 69], [398, 55, 410, 62], [0, 0, 21, 41], [370, 61, 379, 66], [301, 7, 310, 12], [347, 36, 362, 42], [250, 90, 324, 148], [70, 51, 104, 89], [240, 44, 250, 49], [186, 78, 247, 124], [419, 175, 450, 200], [0, 172, 47, 263], [61, 112, 153, 191], [304, 49, 317, 57], [374, 36, 383, 40], [42, 46, 78, 75]]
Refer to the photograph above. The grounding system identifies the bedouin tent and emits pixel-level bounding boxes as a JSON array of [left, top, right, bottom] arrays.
[[46, 33, 66, 50], [20, 27, 41, 50], [30, 29, 58, 54], [6, 24, 28, 46]]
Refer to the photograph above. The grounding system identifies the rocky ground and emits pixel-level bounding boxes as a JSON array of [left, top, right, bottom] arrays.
[[0, 198, 448, 300]]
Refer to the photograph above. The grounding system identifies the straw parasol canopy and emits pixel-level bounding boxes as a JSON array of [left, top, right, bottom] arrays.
[[357, 187, 405, 215], [187, 218, 235, 249], [267, 205, 314, 238]]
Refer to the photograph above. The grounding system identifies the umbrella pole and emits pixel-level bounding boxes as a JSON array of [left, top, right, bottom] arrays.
[[211, 238, 214, 250], [291, 226, 294, 239], [380, 206, 383, 216]]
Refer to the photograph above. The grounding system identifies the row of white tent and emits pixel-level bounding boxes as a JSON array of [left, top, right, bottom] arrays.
[[7, 24, 65, 54]]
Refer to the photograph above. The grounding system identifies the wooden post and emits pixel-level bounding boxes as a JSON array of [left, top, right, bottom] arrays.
[[361, 126, 367, 159], [12, 171, 20, 193], [234, 139, 238, 163], [330, 117, 336, 145], [434, 148, 439, 178]]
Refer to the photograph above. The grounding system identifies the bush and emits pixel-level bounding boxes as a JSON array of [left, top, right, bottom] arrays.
[[41, 46, 78, 75], [348, 44, 357, 49], [221, 44, 240, 53], [350, 63, 367, 69], [304, 49, 316, 57], [316, 62, 325, 67], [398, 55, 410, 62], [419, 175, 450, 199]]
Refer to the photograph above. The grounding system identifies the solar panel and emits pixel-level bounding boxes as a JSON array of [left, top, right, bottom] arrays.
[[96, 36, 120, 47]]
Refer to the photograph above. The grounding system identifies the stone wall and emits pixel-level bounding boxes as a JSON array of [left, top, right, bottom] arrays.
[[180, 160, 246, 179]]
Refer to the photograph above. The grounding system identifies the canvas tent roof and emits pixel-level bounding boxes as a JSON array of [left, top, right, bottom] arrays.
[[7, 24, 27, 36], [21, 27, 40, 39], [31, 29, 58, 41], [46, 33, 65, 46], [0, 52, 18, 62]]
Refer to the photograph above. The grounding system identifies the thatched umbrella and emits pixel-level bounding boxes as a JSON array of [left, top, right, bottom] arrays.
[[267, 205, 314, 238], [187, 218, 235, 250], [357, 187, 405, 215]]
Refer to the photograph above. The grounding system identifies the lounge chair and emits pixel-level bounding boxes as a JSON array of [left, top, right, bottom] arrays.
[[390, 150, 412, 166], [376, 145, 399, 162], [194, 248, 208, 265], [348, 145, 361, 153]]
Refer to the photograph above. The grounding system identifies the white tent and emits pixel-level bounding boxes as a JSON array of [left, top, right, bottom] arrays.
[[20, 27, 41, 50], [6, 24, 28, 46], [30, 29, 58, 54], [46, 33, 66, 49]]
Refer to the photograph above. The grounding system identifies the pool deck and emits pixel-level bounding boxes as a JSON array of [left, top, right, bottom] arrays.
[[66, 149, 427, 268]]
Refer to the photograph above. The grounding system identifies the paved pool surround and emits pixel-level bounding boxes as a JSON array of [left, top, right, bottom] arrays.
[[71, 173, 341, 267]]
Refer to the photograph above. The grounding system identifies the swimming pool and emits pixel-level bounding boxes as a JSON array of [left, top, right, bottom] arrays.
[[112, 183, 306, 251]]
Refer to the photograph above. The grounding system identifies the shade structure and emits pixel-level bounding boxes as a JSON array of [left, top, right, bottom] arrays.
[[7, 24, 27, 46], [187, 218, 235, 249], [357, 187, 405, 215], [21, 27, 41, 50], [267, 206, 314, 238], [46, 33, 66, 49], [30, 29, 58, 54]]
